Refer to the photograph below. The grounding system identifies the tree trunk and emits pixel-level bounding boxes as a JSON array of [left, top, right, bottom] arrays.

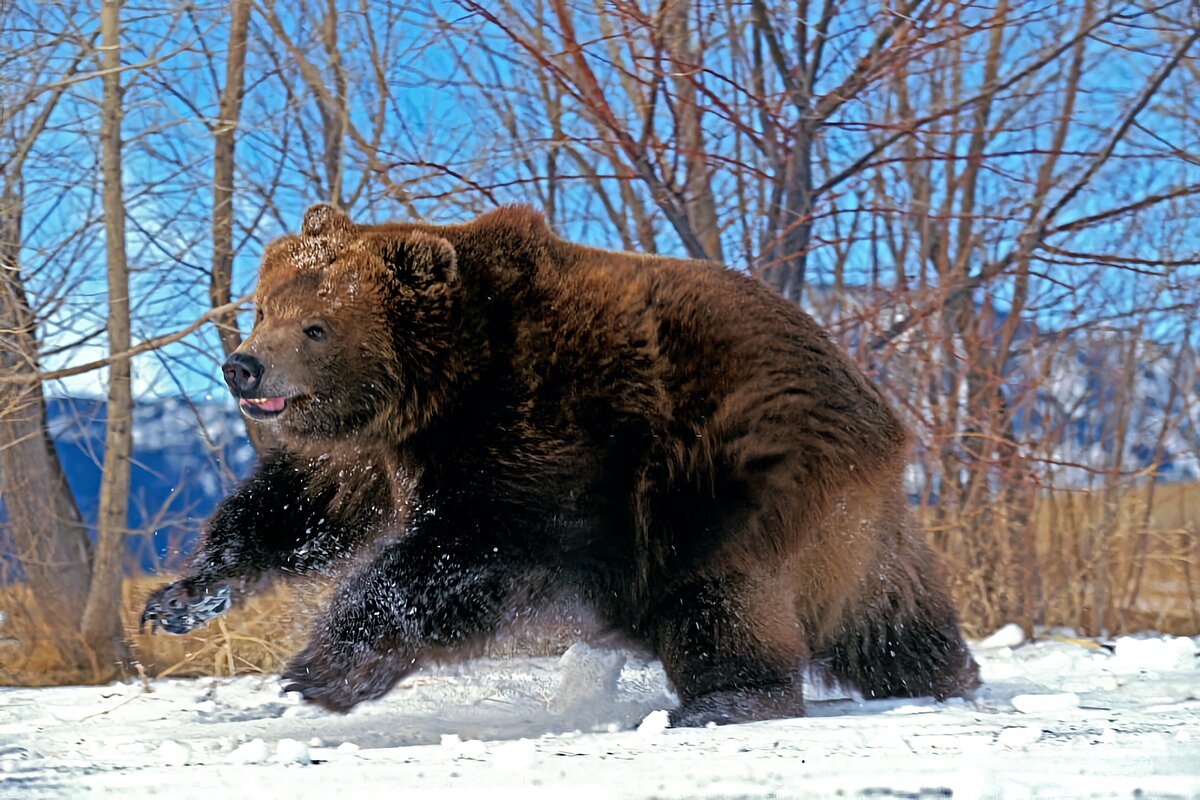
[[662, 0, 723, 262], [0, 186, 93, 671], [211, 0, 271, 453], [80, 0, 133, 677], [770, 121, 814, 302], [749, 0, 815, 301], [320, 0, 347, 206]]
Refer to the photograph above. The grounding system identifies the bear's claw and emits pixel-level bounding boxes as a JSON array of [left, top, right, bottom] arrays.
[[281, 643, 407, 713], [140, 581, 232, 635]]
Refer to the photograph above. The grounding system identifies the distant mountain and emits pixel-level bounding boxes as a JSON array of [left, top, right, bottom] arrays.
[[4, 396, 257, 574], [805, 287, 1200, 490]]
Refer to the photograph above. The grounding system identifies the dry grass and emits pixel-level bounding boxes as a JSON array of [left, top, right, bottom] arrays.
[[0, 578, 322, 686], [0, 575, 585, 686], [927, 481, 1200, 639], [2, 482, 1197, 686]]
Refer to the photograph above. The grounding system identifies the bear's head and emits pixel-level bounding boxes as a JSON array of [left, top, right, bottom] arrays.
[[223, 204, 466, 444]]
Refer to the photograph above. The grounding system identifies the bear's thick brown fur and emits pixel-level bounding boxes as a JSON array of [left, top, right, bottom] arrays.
[[142, 204, 979, 725]]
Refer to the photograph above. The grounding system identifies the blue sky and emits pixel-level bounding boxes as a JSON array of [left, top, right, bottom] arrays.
[[11, 0, 1198, 401]]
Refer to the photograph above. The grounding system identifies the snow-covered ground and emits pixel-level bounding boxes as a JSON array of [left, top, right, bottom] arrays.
[[2, 628, 1198, 799]]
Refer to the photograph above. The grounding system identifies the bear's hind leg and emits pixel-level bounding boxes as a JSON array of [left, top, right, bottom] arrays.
[[653, 573, 808, 727], [819, 541, 980, 702]]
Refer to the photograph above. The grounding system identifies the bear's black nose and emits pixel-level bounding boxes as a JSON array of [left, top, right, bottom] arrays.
[[222, 353, 264, 396]]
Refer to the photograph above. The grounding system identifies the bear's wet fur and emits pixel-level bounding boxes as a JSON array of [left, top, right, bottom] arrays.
[[141, 204, 980, 725]]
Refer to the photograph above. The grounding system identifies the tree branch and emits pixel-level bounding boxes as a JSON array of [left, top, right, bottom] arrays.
[[3, 294, 254, 385], [1041, 24, 1200, 224]]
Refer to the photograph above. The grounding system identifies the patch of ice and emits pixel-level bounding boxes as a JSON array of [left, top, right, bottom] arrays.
[[1112, 636, 1197, 673], [228, 738, 270, 764], [980, 623, 1026, 649], [275, 738, 311, 765], [552, 641, 626, 712], [1011, 692, 1080, 713], [637, 709, 671, 736]]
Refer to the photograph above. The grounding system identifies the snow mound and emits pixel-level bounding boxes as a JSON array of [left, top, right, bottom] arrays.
[[636, 708, 672, 737], [980, 622, 1026, 649], [275, 738, 311, 765], [228, 738, 270, 764], [1112, 635, 1198, 672]]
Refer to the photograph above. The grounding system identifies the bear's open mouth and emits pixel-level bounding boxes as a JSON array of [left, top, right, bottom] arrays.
[[239, 396, 288, 420]]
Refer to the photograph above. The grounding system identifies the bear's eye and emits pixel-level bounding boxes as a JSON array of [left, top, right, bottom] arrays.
[[256, 308, 264, 324], [304, 323, 328, 341]]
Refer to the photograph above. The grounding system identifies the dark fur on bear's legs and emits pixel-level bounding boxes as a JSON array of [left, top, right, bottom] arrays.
[[281, 529, 544, 712], [819, 533, 980, 702], [653, 574, 808, 726]]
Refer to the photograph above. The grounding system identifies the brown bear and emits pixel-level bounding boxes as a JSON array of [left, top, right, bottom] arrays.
[[141, 204, 980, 725]]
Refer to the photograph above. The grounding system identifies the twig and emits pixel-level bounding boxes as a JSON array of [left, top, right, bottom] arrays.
[[1, 293, 254, 385]]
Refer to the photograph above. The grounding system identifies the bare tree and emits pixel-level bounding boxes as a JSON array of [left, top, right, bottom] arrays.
[[0, 5, 94, 672], [210, 0, 272, 453], [79, 0, 133, 676]]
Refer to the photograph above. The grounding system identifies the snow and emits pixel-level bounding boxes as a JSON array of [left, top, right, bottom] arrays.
[[979, 622, 1026, 649], [1, 632, 1197, 798], [1010, 691, 1080, 713]]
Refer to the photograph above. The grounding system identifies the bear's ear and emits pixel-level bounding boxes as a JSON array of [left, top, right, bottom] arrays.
[[301, 204, 354, 240], [374, 232, 458, 286]]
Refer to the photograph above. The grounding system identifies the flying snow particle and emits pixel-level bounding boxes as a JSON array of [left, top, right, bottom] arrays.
[[228, 738, 270, 764], [637, 709, 672, 737], [980, 623, 1026, 649], [275, 738, 312, 765]]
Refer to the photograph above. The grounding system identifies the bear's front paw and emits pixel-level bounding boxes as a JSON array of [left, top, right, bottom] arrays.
[[140, 580, 232, 635], [281, 641, 409, 713]]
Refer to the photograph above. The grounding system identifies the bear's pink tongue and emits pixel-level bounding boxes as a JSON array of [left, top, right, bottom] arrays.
[[242, 397, 285, 412]]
